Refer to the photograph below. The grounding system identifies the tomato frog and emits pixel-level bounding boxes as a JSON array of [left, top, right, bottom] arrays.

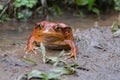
[[26, 21, 78, 59]]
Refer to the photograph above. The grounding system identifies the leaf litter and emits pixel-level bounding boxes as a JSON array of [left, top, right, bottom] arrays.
[[19, 43, 89, 80], [111, 22, 120, 37]]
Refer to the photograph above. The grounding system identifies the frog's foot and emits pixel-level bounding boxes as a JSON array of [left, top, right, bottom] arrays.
[[67, 50, 77, 60], [64, 40, 78, 60], [25, 46, 37, 54], [24, 47, 37, 58], [66, 45, 78, 60]]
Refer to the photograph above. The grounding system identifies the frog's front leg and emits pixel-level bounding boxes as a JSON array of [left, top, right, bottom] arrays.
[[25, 35, 36, 54], [64, 40, 78, 60]]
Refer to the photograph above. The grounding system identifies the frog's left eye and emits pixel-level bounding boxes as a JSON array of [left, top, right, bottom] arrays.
[[54, 26, 61, 31]]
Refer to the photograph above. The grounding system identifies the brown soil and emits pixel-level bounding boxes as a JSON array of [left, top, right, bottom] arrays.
[[0, 13, 120, 80]]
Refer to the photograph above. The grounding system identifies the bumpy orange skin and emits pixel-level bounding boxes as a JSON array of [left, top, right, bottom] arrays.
[[26, 21, 78, 59]]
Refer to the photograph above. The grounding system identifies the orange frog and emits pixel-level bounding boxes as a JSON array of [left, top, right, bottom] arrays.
[[26, 21, 78, 59]]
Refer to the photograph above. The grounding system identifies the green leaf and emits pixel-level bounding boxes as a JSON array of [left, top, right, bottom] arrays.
[[40, 43, 46, 63], [17, 12, 24, 19], [24, 57, 37, 65], [70, 63, 79, 68], [75, 0, 88, 6], [13, 2, 22, 7], [58, 50, 65, 58], [26, 0, 37, 8], [113, 29, 120, 37], [111, 22, 118, 32], [46, 56, 58, 63], [26, 70, 60, 80], [88, 0, 95, 10], [114, 0, 120, 11], [56, 7, 63, 15], [27, 70, 42, 79], [21, 0, 28, 6], [16, 0, 21, 2], [26, 3, 34, 8], [25, 10, 32, 18], [47, 73, 61, 80], [13, 0, 37, 8], [29, 0, 37, 5], [48, 6, 63, 16], [45, 50, 65, 66], [92, 8, 100, 16], [79, 11, 85, 17], [0, 14, 11, 21], [53, 50, 65, 66], [0, 5, 3, 10], [40, 74, 49, 80], [111, 22, 120, 37], [51, 67, 76, 75]]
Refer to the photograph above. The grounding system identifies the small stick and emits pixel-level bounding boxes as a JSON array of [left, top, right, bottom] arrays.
[[0, 0, 11, 18]]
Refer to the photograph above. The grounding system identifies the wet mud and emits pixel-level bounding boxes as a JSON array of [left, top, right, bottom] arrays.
[[0, 13, 120, 80]]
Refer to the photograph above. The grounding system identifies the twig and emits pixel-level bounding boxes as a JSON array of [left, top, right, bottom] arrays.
[[0, 0, 11, 18], [0, 5, 8, 18]]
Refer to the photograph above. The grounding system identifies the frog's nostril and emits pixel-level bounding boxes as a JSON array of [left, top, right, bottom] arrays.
[[43, 29, 50, 33], [43, 28, 53, 33]]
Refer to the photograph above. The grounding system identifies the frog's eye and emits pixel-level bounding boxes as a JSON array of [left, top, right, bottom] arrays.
[[37, 24, 43, 29], [54, 26, 61, 31]]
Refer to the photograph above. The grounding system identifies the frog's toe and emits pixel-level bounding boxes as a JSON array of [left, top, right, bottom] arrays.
[[67, 54, 73, 59], [66, 52, 73, 59], [71, 51, 77, 60], [25, 46, 36, 54], [66, 51, 77, 60]]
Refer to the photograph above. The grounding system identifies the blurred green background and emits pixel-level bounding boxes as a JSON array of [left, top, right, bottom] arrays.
[[0, 0, 120, 21]]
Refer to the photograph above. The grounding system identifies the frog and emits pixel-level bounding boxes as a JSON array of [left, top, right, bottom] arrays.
[[26, 21, 78, 59]]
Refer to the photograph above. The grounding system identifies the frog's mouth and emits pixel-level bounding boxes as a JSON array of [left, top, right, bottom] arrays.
[[42, 36, 60, 42], [40, 32, 64, 42]]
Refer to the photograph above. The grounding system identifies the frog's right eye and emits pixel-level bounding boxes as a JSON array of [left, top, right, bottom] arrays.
[[37, 24, 43, 29]]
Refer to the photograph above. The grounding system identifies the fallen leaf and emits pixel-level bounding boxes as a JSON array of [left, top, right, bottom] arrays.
[[51, 66, 76, 75], [47, 72, 61, 80], [40, 43, 46, 63], [24, 57, 37, 65], [111, 22, 120, 37], [58, 50, 65, 57], [26, 70, 60, 80], [45, 50, 65, 66], [70, 63, 79, 68], [54, 50, 65, 66], [27, 70, 42, 79], [111, 22, 119, 33], [113, 29, 120, 37]]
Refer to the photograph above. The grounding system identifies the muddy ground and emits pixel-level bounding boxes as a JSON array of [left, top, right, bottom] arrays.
[[0, 13, 120, 80]]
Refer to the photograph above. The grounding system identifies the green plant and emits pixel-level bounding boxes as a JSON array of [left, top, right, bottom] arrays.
[[0, 0, 119, 22], [17, 10, 32, 21], [48, 6, 63, 16], [13, 0, 37, 8], [0, 5, 3, 10], [13, 0, 37, 20], [0, 5, 7, 22], [0, 14, 10, 22], [114, 0, 120, 11], [75, 0, 100, 15]]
